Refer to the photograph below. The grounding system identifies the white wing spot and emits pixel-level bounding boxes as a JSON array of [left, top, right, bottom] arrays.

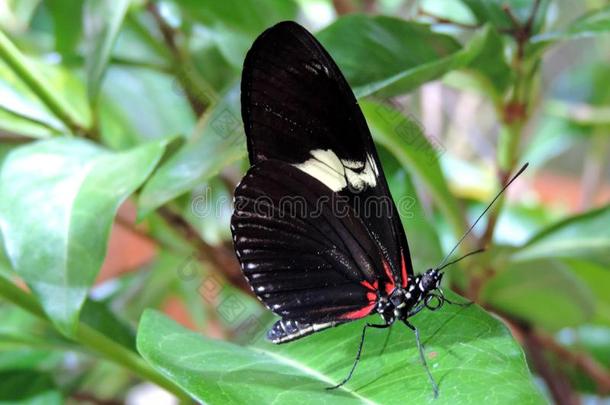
[[294, 149, 377, 192]]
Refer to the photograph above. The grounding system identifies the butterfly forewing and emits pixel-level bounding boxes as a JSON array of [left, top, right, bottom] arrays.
[[241, 21, 414, 286]]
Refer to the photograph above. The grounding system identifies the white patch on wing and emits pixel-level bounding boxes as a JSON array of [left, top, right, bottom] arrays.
[[341, 159, 364, 169], [344, 158, 377, 191], [294, 149, 346, 191], [293, 149, 377, 192]]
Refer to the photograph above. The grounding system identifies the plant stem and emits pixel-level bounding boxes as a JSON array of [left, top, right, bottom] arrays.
[[478, 40, 538, 251], [0, 274, 191, 402], [145, 3, 213, 116], [76, 323, 190, 401], [0, 30, 87, 135]]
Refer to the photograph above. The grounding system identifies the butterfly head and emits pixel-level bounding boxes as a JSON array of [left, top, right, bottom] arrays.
[[413, 268, 446, 312], [420, 268, 443, 293]]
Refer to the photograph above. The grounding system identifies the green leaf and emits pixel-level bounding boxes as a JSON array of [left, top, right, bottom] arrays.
[[80, 299, 136, 350], [460, 0, 550, 33], [481, 260, 595, 330], [0, 137, 171, 335], [138, 87, 246, 217], [531, 5, 610, 50], [138, 303, 543, 404], [419, 0, 477, 26], [319, 16, 510, 98], [99, 66, 196, 149], [378, 146, 443, 271], [0, 304, 64, 372], [564, 259, 610, 326], [174, 0, 298, 67], [512, 204, 610, 266], [84, 0, 131, 104], [461, 25, 512, 99], [0, 109, 57, 138], [182, 177, 233, 246], [47, 0, 84, 56], [0, 30, 87, 132], [178, 0, 297, 34], [317, 15, 465, 97], [362, 100, 465, 238], [0, 61, 65, 135], [0, 370, 63, 405]]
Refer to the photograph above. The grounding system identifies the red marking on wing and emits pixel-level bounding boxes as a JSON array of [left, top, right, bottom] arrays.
[[400, 252, 410, 288], [383, 260, 396, 295], [360, 280, 379, 292], [340, 302, 376, 320]]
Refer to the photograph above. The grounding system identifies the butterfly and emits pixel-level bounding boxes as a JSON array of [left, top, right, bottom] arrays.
[[230, 20, 527, 396]]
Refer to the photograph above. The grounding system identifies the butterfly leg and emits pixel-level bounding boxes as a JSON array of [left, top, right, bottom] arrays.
[[444, 297, 472, 307], [327, 323, 390, 390], [439, 289, 473, 307], [403, 320, 439, 399], [379, 326, 393, 356]]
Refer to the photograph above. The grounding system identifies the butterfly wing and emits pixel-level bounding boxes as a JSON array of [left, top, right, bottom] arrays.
[[241, 21, 413, 286], [232, 159, 388, 326]]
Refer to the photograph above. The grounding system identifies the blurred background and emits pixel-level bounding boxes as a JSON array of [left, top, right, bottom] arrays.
[[0, 0, 609, 404]]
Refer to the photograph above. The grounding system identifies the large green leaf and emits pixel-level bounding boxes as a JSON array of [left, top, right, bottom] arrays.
[[511, 204, 610, 266], [0, 137, 172, 335], [319, 16, 509, 99], [362, 100, 465, 238], [138, 87, 246, 217], [138, 302, 543, 404], [481, 260, 595, 331], [84, 0, 131, 104], [318, 15, 466, 97]]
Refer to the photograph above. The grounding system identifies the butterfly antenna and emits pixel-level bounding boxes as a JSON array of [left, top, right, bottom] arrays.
[[437, 248, 486, 271], [436, 162, 529, 271]]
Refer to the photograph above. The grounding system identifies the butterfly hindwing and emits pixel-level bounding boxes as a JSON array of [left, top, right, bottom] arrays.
[[231, 159, 390, 324]]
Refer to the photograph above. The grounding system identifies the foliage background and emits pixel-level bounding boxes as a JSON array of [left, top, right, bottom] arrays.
[[0, 0, 609, 404]]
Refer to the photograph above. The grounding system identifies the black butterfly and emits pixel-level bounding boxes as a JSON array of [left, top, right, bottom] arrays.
[[230, 20, 526, 395]]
